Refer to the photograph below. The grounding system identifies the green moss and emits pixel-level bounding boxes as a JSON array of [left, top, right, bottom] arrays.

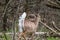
[[47, 37, 60, 40], [0, 34, 11, 40]]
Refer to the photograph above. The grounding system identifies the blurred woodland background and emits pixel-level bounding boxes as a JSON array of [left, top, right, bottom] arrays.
[[0, 0, 60, 40]]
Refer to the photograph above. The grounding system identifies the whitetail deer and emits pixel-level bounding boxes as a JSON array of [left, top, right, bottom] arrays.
[[18, 12, 40, 40]]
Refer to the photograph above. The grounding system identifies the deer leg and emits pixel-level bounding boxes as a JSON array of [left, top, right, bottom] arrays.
[[17, 32, 22, 40], [22, 32, 27, 40], [31, 33, 35, 40]]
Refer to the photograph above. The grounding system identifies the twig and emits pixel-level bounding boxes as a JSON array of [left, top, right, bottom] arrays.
[[35, 32, 60, 37], [3, 0, 12, 17], [52, 21, 60, 32], [46, 0, 60, 9], [39, 21, 60, 35], [56, 0, 60, 5], [35, 32, 47, 35], [3, 32, 8, 40], [47, 0, 58, 5], [13, 0, 21, 40], [0, 32, 60, 37], [2, 0, 12, 40]]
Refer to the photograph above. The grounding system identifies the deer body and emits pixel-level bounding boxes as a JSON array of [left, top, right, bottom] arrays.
[[24, 14, 40, 33], [24, 20, 37, 33], [18, 13, 40, 40]]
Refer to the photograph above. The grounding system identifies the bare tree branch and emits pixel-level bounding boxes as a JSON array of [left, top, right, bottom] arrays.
[[52, 21, 60, 32], [0, 32, 60, 37], [46, 0, 60, 9], [3, 0, 12, 17], [39, 21, 60, 35], [47, 0, 58, 5]]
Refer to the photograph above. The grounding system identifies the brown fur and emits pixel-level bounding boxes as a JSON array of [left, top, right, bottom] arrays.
[[18, 14, 40, 40]]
